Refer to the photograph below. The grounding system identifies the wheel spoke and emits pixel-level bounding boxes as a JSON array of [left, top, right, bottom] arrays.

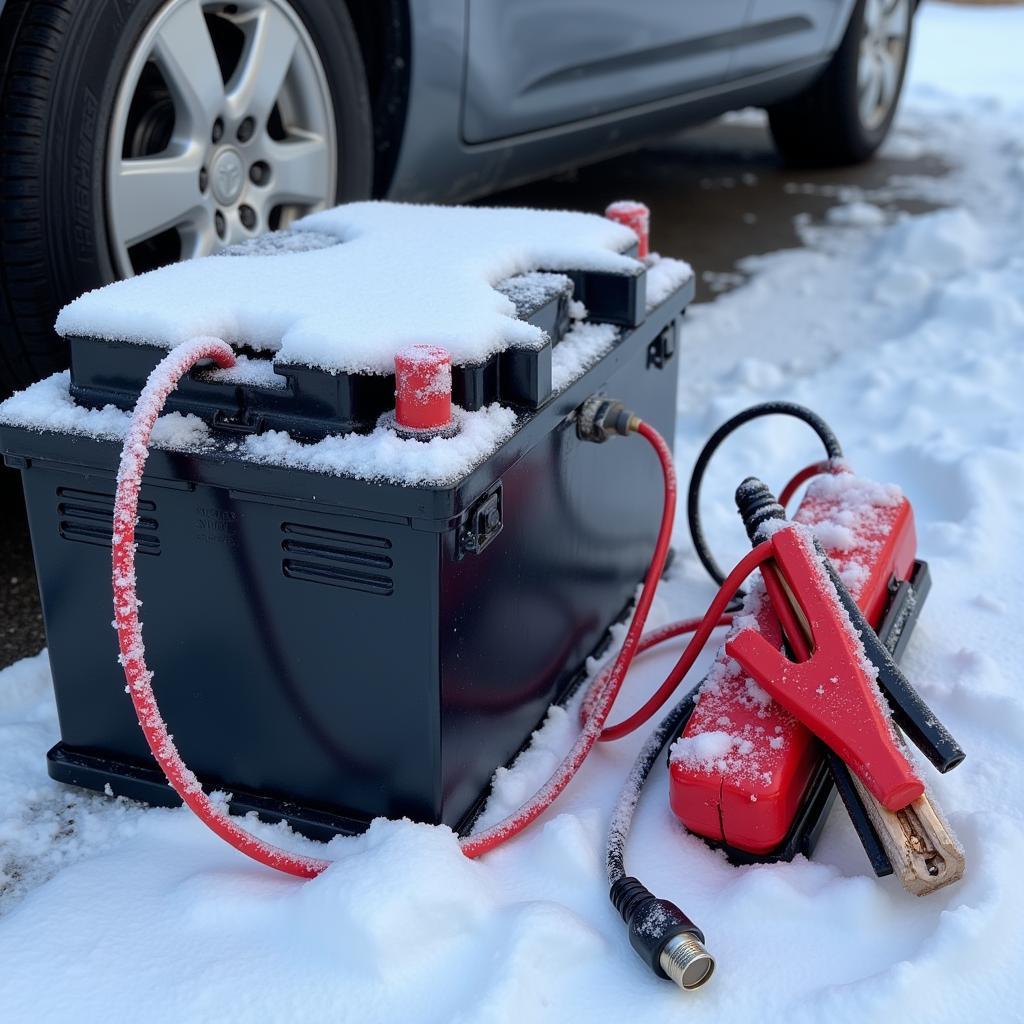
[[265, 134, 330, 206], [151, 0, 225, 133], [878, 52, 899, 110], [859, 56, 883, 125], [110, 149, 207, 246], [180, 211, 221, 259], [225, 5, 300, 127], [227, 209, 253, 246], [858, 50, 876, 95], [883, 1, 908, 42], [864, 0, 881, 34]]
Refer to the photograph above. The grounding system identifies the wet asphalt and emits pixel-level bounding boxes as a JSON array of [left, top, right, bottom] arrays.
[[0, 115, 948, 668]]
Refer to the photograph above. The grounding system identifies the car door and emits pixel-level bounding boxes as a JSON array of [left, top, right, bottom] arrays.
[[729, 0, 854, 78], [462, 0, 749, 144]]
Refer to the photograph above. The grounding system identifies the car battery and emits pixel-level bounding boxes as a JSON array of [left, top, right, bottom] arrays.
[[0, 207, 693, 841]]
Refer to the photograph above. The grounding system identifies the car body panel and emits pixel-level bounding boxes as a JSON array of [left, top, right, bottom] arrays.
[[0, 0, 856, 207], [385, 0, 846, 203], [461, 0, 748, 143], [730, 0, 854, 78], [387, 55, 829, 203]]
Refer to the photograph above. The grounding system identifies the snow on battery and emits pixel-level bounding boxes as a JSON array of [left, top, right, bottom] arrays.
[[0, 199, 967, 990]]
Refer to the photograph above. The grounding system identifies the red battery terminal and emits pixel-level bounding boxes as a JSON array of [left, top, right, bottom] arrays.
[[393, 344, 456, 438], [605, 200, 651, 259]]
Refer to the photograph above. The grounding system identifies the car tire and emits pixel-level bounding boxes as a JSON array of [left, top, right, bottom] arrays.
[[0, 0, 372, 398], [766, 0, 914, 167]]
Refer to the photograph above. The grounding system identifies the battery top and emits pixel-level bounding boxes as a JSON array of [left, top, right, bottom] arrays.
[[55, 202, 648, 376], [3, 204, 694, 490]]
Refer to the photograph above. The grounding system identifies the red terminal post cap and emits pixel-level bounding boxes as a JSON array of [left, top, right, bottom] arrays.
[[605, 200, 650, 259], [394, 344, 453, 433]]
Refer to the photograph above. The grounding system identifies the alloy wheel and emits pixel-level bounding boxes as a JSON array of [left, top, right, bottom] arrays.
[[858, 0, 911, 132], [106, 0, 338, 277]]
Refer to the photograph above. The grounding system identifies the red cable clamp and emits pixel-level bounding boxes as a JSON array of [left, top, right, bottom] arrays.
[[726, 525, 924, 812]]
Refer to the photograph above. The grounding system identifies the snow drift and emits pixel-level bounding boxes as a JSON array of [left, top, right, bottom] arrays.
[[1, 4, 1023, 1021]]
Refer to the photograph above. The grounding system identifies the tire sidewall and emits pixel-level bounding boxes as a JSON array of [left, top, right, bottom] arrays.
[[286, 0, 374, 203], [41, 2, 158, 297]]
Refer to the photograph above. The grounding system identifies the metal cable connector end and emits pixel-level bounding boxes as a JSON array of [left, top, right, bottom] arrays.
[[576, 397, 637, 443], [659, 932, 715, 990], [609, 876, 714, 992]]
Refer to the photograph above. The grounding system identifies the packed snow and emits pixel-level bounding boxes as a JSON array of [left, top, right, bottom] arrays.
[[0, 370, 215, 450], [55, 203, 641, 374], [2, 3, 1024, 1021], [644, 253, 694, 308], [550, 320, 620, 393], [496, 271, 574, 318], [242, 403, 518, 486], [0, 311, 632, 487], [0, 370, 522, 488]]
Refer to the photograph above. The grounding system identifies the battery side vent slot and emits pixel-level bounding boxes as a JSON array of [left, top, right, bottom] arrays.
[[56, 488, 160, 555], [280, 522, 393, 596]]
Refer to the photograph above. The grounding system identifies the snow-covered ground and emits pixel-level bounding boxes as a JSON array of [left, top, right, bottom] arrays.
[[2, 3, 1023, 1020]]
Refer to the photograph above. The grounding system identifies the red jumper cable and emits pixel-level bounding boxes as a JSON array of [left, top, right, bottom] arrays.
[[111, 342, 963, 991], [112, 340, 768, 875]]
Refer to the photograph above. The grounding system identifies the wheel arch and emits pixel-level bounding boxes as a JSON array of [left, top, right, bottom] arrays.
[[342, 0, 411, 197]]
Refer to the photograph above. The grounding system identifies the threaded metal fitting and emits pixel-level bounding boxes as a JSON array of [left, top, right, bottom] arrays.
[[658, 933, 715, 990], [576, 396, 636, 443]]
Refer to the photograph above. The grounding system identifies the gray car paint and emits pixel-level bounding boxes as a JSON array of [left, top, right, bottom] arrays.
[[460, 0, 854, 143], [462, 0, 750, 142], [0, 0, 858, 204], [732, 0, 850, 77], [386, 0, 856, 202]]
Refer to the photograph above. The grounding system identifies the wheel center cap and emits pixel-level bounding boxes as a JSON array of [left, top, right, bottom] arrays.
[[211, 148, 245, 205]]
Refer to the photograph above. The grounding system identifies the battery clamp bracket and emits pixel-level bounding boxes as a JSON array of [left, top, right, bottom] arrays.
[[646, 325, 676, 370], [458, 484, 503, 558], [211, 407, 266, 436]]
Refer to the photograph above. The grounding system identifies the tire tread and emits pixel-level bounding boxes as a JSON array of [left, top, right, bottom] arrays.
[[0, 0, 75, 395], [0, 0, 374, 398], [767, 0, 912, 167]]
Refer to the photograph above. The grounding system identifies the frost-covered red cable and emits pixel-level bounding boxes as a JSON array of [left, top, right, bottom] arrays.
[[112, 338, 330, 878], [594, 459, 836, 740], [778, 459, 847, 510], [579, 613, 734, 727], [113, 353, 773, 872], [459, 419, 678, 857], [591, 460, 845, 740], [595, 541, 772, 742]]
